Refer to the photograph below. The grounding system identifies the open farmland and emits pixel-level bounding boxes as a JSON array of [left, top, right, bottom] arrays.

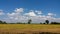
[[0, 24, 60, 34]]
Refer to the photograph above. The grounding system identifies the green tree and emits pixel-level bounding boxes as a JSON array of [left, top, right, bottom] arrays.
[[43, 23, 46, 24], [28, 19, 32, 24], [40, 22, 42, 24], [0, 20, 3, 24], [0, 20, 7, 24], [3, 21, 7, 24], [45, 20, 49, 24]]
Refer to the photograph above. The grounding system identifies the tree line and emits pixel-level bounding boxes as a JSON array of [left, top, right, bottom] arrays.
[[0, 19, 60, 24]]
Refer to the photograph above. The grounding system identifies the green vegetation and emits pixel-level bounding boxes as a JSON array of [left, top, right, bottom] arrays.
[[28, 19, 32, 24], [45, 20, 49, 24], [0, 20, 60, 24], [0, 20, 7, 24]]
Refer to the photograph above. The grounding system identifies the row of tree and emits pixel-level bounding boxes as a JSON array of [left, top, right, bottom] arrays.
[[0, 20, 7, 24], [0, 20, 60, 24]]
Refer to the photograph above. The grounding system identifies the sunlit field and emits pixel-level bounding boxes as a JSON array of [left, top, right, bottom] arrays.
[[0, 24, 60, 34]]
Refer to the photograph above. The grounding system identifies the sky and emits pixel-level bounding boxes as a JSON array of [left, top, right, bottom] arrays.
[[0, 0, 60, 23]]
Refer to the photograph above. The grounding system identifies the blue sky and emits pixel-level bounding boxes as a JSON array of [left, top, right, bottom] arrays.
[[0, 0, 60, 23], [0, 0, 60, 17]]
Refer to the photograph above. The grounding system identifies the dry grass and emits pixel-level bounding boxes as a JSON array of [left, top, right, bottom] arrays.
[[0, 24, 60, 34]]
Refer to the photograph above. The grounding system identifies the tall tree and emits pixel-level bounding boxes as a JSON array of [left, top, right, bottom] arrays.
[[45, 20, 49, 24], [28, 19, 32, 24]]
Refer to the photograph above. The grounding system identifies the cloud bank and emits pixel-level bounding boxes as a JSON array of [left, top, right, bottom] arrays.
[[0, 8, 60, 23]]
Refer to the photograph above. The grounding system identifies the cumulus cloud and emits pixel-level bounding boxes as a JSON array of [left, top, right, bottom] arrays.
[[24, 11, 36, 16], [14, 8, 24, 13], [7, 12, 16, 16], [7, 8, 24, 20], [35, 10, 42, 14], [47, 13, 56, 16], [7, 12, 20, 21], [1, 8, 60, 23], [0, 10, 4, 15]]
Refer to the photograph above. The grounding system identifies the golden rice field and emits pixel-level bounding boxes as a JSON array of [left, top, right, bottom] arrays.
[[0, 24, 60, 34]]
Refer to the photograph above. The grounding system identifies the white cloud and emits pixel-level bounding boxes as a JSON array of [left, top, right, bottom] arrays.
[[38, 15, 46, 18], [7, 12, 20, 21], [7, 12, 16, 16], [24, 10, 36, 16], [0, 10, 4, 15], [35, 10, 42, 14], [48, 13, 56, 16], [14, 8, 24, 13], [9, 17, 14, 19], [7, 8, 24, 20]]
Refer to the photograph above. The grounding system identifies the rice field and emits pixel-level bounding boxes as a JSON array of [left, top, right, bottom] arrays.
[[0, 24, 60, 34]]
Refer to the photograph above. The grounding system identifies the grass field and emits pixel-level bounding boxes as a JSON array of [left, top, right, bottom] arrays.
[[0, 24, 60, 34]]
